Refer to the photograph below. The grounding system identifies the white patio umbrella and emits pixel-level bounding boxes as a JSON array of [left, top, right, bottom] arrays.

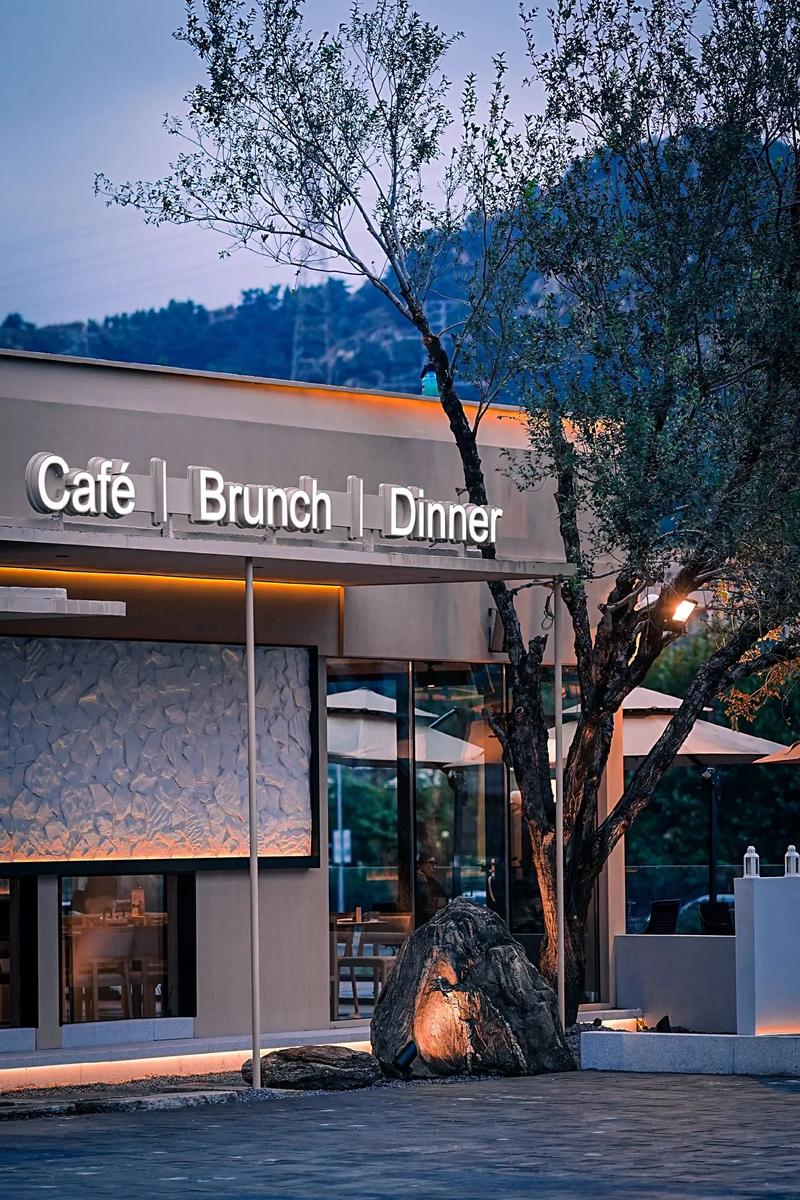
[[547, 685, 787, 908], [548, 686, 786, 765], [327, 688, 484, 767], [755, 741, 800, 764]]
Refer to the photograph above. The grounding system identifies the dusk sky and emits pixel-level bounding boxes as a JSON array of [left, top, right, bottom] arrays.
[[1, 0, 536, 327]]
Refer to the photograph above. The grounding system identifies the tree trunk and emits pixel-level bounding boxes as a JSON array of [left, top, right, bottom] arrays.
[[537, 923, 586, 1029], [528, 819, 589, 1026]]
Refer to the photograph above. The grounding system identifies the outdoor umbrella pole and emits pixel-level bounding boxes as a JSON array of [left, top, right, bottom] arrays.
[[245, 557, 262, 1089], [702, 767, 721, 905], [553, 579, 566, 1031]]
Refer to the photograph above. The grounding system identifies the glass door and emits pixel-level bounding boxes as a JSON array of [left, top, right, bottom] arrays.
[[327, 660, 414, 1019], [413, 663, 507, 926]]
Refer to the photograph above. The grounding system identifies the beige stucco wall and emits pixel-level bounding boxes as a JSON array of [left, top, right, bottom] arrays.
[[0, 352, 607, 1041], [194, 868, 331, 1036], [193, 654, 331, 1037], [0, 350, 572, 665]]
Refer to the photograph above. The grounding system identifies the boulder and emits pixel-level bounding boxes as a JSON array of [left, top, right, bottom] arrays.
[[371, 897, 575, 1077], [241, 1044, 382, 1090]]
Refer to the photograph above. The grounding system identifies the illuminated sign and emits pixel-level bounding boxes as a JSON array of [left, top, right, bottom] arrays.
[[24, 453, 503, 548]]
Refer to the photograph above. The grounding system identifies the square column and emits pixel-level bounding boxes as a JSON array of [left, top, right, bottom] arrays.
[[735, 876, 800, 1035], [597, 709, 626, 1005]]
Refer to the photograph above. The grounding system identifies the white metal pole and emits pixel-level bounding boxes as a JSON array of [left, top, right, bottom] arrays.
[[245, 558, 262, 1089], [553, 578, 566, 1031]]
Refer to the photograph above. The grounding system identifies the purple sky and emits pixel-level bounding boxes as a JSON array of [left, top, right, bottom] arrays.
[[1, 0, 537, 326]]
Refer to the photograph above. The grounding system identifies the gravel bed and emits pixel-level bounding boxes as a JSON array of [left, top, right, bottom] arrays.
[[4, 1029, 592, 1106], [4, 1072, 247, 1103]]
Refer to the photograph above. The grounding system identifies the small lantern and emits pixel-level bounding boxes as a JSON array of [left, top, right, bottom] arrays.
[[744, 845, 760, 877], [784, 845, 800, 876]]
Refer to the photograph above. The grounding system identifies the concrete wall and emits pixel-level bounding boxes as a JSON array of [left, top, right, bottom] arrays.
[[194, 869, 331, 1036], [615, 934, 736, 1033], [0, 568, 341, 657]]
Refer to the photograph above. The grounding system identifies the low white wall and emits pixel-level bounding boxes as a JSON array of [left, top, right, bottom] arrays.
[[582, 1030, 800, 1076], [614, 934, 736, 1033]]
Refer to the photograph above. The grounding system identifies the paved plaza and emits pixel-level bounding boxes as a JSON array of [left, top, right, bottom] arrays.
[[1, 1071, 800, 1199]]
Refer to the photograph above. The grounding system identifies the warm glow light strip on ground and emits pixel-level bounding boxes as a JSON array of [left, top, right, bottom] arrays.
[[0, 1042, 372, 1093]]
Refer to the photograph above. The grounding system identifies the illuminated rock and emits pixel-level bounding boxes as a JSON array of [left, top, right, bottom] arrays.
[[372, 897, 575, 1078]]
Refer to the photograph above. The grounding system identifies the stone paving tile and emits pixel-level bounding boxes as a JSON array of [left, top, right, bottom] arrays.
[[1, 1072, 800, 1199]]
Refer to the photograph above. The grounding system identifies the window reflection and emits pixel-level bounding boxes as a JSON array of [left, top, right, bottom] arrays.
[[327, 658, 511, 1021], [413, 663, 506, 922], [327, 661, 413, 1019], [0, 880, 12, 1027], [61, 875, 173, 1023], [0, 879, 34, 1028], [0, 880, 19, 1027]]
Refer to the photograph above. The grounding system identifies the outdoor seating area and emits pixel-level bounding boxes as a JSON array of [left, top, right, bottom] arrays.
[[640, 895, 736, 936], [330, 912, 411, 1019], [63, 912, 168, 1023], [61, 877, 170, 1024]]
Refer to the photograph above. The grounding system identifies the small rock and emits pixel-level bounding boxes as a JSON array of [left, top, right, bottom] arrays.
[[241, 1045, 382, 1090]]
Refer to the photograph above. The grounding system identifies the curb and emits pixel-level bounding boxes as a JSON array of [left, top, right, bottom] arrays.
[[0, 1087, 295, 1122]]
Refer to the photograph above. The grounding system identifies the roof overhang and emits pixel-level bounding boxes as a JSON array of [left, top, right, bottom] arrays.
[[0, 520, 575, 588]]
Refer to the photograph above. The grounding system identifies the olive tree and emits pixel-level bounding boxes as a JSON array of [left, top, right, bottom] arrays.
[[99, 0, 800, 1021], [506, 0, 800, 1007]]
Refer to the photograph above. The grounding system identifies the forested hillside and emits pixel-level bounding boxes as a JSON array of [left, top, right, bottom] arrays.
[[0, 279, 466, 395]]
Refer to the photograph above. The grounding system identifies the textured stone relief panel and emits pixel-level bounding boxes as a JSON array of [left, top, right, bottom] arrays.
[[0, 638, 312, 862]]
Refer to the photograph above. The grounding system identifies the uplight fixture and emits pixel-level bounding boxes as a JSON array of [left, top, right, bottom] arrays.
[[672, 598, 698, 624]]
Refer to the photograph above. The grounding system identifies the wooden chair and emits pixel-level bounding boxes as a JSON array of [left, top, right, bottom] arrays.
[[330, 923, 357, 1019], [69, 926, 134, 1022], [331, 921, 390, 1019], [130, 926, 167, 1018]]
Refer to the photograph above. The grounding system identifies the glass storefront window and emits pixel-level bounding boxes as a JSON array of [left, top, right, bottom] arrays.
[[508, 776, 545, 945], [507, 668, 582, 958], [0, 879, 36, 1027], [327, 658, 516, 1020], [61, 874, 180, 1024], [413, 663, 506, 923], [0, 879, 13, 1027], [327, 660, 414, 1019]]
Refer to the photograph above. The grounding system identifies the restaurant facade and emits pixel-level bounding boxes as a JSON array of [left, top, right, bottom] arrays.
[[0, 348, 625, 1064]]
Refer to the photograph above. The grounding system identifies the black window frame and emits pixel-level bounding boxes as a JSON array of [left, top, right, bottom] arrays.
[[57, 871, 197, 1025]]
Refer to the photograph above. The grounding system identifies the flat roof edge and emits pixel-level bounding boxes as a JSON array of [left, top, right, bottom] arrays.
[[0, 348, 524, 415], [0, 521, 575, 586]]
